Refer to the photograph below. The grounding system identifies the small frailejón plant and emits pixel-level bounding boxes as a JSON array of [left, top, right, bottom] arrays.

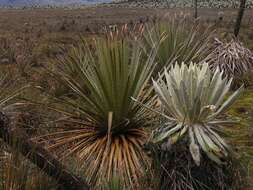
[[150, 62, 244, 165]]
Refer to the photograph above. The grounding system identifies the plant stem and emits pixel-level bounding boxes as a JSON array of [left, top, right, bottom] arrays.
[[234, 0, 247, 37]]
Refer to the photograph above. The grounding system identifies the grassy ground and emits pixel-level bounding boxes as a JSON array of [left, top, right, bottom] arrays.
[[0, 7, 252, 65], [0, 6, 253, 190]]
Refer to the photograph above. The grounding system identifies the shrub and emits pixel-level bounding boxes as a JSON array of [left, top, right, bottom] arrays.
[[204, 38, 253, 80]]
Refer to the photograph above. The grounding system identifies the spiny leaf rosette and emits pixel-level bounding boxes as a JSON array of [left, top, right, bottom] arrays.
[[151, 62, 244, 165], [35, 37, 158, 188], [143, 19, 213, 74], [205, 38, 253, 78]]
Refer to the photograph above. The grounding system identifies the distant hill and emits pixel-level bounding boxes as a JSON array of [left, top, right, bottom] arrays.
[[110, 0, 253, 8], [1, 0, 253, 8], [0, 0, 113, 6]]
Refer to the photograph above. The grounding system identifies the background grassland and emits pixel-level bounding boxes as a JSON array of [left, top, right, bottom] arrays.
[[0, 5, 253, 190]]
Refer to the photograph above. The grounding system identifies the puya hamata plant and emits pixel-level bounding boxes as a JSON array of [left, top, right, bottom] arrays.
[[143, 18, 213, 74], [34, 35, 158, 188], [135, 62, 244, 165]]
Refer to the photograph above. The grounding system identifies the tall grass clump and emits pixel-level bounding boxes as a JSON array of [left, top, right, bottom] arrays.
[[34, 35, 158, 188], [0, 150, 29, 190], [0, 72, 57, 190], [0, 149, 59, 190], [0, 69, 29, 116]]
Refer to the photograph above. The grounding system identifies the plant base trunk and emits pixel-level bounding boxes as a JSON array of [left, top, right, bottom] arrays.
[[147, 142, 245, 190], [234, 0, 247, 37]]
